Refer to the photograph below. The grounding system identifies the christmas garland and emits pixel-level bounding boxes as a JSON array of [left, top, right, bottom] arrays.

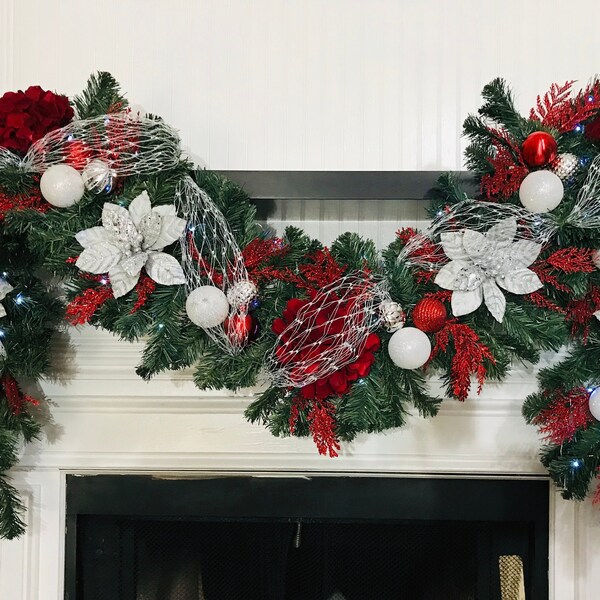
[[2, 72, 600, 537]]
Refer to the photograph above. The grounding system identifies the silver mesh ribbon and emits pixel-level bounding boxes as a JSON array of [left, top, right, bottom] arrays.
[[175, 176, 250, 355], [563, 154, 600, 230], [266, 273, 389, 389], [0, 113, 180, 176]]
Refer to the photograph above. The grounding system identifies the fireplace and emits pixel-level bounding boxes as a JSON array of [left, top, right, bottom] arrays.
[[64, 474, 549, 599]]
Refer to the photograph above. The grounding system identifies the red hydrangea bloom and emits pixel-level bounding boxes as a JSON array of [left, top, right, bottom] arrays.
[[0, 86, 73, 155], [272, 291, 380, 401]]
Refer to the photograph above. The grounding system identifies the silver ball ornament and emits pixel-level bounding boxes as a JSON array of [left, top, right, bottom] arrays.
[[82, 159, 115, 194], [519, 170, 564, 213], [552, 153, 579, 181], [40, 164, 85, 208], [379, 300, 405, 332], [226, 280, 258, 308], [387, 327, 431, 370], [186, 286, 230, 328]]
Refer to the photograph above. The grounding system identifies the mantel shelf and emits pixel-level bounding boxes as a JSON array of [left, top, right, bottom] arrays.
[[216, 170, 476, 201]]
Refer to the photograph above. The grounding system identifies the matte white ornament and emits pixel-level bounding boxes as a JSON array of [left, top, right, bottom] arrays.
[[589, 388, 600, 421], [435, 218, 543, 323], [387, 327, 431, 370], [40, 164, 85, 207], [75, 191, 186, 298], [82, 159, 115, 194], [186, 286, 230, 328], [519, 170, 564, 213]]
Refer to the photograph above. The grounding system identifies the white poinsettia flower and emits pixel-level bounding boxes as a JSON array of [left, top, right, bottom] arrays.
[[434, 218, 543, 323], [0, 279, 13, 357], [75, 191, 187, 298]]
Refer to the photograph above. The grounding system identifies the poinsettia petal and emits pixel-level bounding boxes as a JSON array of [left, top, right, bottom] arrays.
[[434, 260, 470, 290], [109, 263, 139, 299], [0, 280, 13, 301], [144, 252, 185, 286], [152, 204, 177, 217], [509, 240, 542, 268], [120, 252, 148, 277], [139, 213, 162, 249], [440, 232, 468, 260], [595, 310, 600, 322], [149, 215, 187, 251], [482, 279, 506, 323], [128, 191, 152, 229], [497, 268, 543, 294], [462, 229, 489, 258], [451, 288, 483, 317], [0, 304, 6, 319], [76, 243, 121, 274], [486, 218, 517, 246], [75, 226, 111, 249]]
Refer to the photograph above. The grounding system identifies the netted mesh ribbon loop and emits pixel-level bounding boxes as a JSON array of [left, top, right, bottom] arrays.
[[175, 176, 251, 354], [564, 154, 600, 230], [266, 274, 389, 389], [0, 113, 181, 175]]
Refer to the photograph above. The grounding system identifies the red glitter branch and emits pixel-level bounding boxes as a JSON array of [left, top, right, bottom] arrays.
[[480, 128, 528, 201], [397, 227, 446, 264], [525, 291, 566, 314], [242, 237, 288, 271], [530, 80, 600, 133], [532, 387, 593, 445], [298, 249, 346, 290], [565, 287, 600, 341], [1, 374, 39, 415], [289, 395, 340, 457], [0, 188, 49, 220], [547, 247, 595, 273], [66, 285, 113, 325], [429, 320, 496, 401], [130, 272, 156, 314]]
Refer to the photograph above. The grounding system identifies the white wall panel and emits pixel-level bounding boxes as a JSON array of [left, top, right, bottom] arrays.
[[5, 0, 600, 170]]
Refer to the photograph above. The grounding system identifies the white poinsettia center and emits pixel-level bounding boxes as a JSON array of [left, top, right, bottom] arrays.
[[434, 217, 543, 323], [75, 190, 187, 298]]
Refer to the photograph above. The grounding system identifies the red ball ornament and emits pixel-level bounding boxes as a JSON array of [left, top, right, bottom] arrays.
[[224, 314, 257, 344], [411, 298, 447, 333], [521, 131, 558, 168]]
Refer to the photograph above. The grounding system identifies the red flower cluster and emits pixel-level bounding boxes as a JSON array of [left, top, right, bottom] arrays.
[[272, 291, 380, 401], [0, 86, 73, 155]]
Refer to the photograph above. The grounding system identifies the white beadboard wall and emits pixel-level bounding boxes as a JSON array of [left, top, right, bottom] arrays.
[[4, 1, 600, 599], [4, 0, 600, 171]]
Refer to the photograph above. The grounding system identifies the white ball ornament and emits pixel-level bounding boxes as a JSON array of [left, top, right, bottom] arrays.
[[519, 170, 564, 213], [588, 388, 600, 421], [81, 159, 115, 194], [185, 285, 230, 328], [387, 327, 431, 370], [40, 164, 85, 208]]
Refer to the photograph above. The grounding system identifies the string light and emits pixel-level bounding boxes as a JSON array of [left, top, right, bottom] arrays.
[[571, 459, 581, 468], [14, 293, 25, 305]]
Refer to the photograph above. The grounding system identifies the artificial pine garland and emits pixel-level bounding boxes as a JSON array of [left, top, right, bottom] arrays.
[[2, 72, 600, 538]]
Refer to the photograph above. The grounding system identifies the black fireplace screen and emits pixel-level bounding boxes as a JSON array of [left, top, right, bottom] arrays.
[[65, 475, 549, 600]]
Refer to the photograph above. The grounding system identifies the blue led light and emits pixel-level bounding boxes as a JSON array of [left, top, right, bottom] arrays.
[[157, 323, 165, 330], [572, 459, 581, 468], [15, 293, 24, 305], [588, 95, 594, 102], [575, 124, 583, 132], [0, 329, 5, 338]]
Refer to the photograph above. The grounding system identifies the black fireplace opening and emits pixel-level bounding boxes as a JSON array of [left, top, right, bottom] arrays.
[[65, 475, 549, 600]]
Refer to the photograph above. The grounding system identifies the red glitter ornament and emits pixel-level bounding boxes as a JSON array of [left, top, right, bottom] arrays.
[[411, 298, 447, 333], [521, 131, 558, 167]]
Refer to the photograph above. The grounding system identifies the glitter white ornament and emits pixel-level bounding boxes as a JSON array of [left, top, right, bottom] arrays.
[[552, 153, 579, 181], [593, 250, 600, 270], [589, 388, 600, 421], [82, 159, 115, 194], [387, 327, 431, 370], [75, 191, 186, 298], [226, 280, 258, 308], [435, 218, 543, 322], [40, 164, 85, 207], [519, 170, 564, 213], [186, 286, 230, 328], [0, 280, 13, 357], [379, 300, 405, 332]]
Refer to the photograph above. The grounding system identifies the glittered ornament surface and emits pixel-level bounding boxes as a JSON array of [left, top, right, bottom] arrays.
[[379, 300, 405, 332], [521, 131, 558, 167], [412, 298, 447, 332], [82, 159, 115, 194], [552, 153, 579, 181]]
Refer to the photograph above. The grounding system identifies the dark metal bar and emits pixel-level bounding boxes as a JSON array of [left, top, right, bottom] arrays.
[[216, 170, 476, 200]]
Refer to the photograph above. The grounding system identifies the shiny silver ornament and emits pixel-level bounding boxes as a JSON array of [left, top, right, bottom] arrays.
[[226, 279, 258, 308], [379, 300, 405, 332], [552, 153, 579, 181], [81, 159, 116, 194]]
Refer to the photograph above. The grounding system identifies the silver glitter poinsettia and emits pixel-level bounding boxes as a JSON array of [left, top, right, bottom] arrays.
[[75, 191, 187, 298], [0, 279, 14, 357], [434, 218, 543, 323]]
